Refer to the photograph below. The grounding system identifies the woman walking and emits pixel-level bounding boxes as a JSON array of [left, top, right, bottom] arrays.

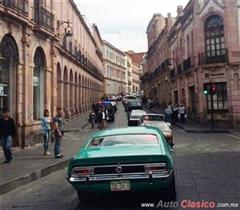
[[41, 109, 53, 155]]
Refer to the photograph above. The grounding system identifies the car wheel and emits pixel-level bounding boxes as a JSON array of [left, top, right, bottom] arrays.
[[78, 192, 96, 203], [128, 121, 131, 126], [163, 174, 176, 201]]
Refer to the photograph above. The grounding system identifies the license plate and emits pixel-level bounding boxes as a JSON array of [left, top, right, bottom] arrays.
[[110, 180, 130, 191]]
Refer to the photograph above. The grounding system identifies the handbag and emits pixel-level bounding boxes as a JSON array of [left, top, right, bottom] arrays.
[[184, 114, 187, 118]]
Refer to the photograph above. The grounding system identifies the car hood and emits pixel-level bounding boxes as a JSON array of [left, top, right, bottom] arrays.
[[69, 145, 173, 167]]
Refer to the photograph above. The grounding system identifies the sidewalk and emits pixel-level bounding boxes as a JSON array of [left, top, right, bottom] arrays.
[[0, 111, 91, 196], [143, 105, 240, 136]]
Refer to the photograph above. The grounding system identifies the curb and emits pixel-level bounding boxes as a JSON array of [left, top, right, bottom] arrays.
[[0, 158, 73, 196]]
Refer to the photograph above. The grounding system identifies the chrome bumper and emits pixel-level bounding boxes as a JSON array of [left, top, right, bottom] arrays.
[[67, 170, 173, 184]]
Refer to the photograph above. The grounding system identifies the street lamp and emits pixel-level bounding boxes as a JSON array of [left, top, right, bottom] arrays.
[[57, 20, 73, 37]]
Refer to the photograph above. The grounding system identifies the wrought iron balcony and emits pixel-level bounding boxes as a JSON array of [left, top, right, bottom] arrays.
[[2, 0, 28, 16], [199, 49, 228, 65], [170, 68, 175, 79], [183, 57, 192, 71], [34, 6, 54, 32], [177, 64, 182, 75]]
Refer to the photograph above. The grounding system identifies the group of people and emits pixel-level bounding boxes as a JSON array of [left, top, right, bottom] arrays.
[[164, 103, 186, 124], [0, 107, 65, 164], [89, 102, 109, 130]]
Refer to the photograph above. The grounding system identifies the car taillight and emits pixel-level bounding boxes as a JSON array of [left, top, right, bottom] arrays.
[[71, 167, 90, 177], [145, 164, 168, 172]]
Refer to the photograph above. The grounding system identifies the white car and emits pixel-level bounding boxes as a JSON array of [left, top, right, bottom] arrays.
[[128, 110, 147, 126]]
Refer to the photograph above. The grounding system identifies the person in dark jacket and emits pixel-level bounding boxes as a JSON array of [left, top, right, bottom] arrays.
[[0, 108, 16, 163]]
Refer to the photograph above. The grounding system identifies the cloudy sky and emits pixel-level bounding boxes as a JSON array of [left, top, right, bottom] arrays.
[[74, 0, 189, 52]]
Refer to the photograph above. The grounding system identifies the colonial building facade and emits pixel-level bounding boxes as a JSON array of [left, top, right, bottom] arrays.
[[0, 0, 104, 147], [142, 0, 240, 128], [102, 40, 126, 95]]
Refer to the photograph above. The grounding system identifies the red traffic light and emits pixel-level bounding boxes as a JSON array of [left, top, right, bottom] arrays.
[[210, 86, 217, 95]]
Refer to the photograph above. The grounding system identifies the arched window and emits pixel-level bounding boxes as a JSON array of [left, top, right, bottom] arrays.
[[33, 47, 45, 120], [205, 15, 226, 63]]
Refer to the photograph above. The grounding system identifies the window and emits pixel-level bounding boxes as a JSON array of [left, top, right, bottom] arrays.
[[207, 82, 228, 112], [205, 15, 226, 63]]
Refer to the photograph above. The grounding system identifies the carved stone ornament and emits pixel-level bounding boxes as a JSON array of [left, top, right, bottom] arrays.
[[51, 47, 58, 57]]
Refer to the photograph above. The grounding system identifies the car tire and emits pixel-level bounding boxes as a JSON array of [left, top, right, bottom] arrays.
[[78, 192, 96, 203], [163, 174, 176, 201]]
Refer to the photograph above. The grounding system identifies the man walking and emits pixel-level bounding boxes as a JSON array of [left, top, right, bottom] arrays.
[[0, 108, 16, 163], [53, 107, 64, 158]]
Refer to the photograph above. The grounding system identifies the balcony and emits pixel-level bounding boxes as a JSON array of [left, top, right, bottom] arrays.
[[170, 68, 175, 79], [33, 6, 54, 32], [199, 49, 228, 65], [2, 0, 28, 16], [177, 64, 182, 75], [183, 57, 192, 71], [128, 71, 131, 76]]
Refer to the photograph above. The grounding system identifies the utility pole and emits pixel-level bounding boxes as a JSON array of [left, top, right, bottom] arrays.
[[210, 81, 214, 130]]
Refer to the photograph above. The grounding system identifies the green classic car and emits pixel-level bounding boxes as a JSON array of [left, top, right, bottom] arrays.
[[66, 126, 175, 203]]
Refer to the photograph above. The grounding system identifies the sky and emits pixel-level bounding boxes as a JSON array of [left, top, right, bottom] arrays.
[[74, 0, 190, 52]]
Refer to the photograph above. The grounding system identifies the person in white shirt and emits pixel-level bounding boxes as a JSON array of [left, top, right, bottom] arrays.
[[178, 104, 186, 123], [101, 108, 107, 129]]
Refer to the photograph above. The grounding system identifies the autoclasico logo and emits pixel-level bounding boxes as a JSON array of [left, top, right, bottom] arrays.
[[156, 200, 216, 208]]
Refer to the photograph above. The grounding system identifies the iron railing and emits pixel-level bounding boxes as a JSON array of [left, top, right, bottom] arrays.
[[170, 68, 175, 79], [2, 0, 28, 16], [199, 49, 228, 65], [34, 6, 54, 32], [177, 64, 182, 75], [183, 57, 192, 71]]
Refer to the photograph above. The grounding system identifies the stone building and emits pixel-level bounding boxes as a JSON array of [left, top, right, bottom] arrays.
[[0, 0, 104, 147], [102, 40, 126, 95], [142, 0, 240, 128]]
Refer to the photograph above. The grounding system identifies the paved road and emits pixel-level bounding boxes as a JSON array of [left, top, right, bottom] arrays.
[[1, 104, 239, 210]]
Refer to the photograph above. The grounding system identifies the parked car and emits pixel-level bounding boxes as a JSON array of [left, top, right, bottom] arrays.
[[96, 101, 115, 122], [140, 118, 173, 148], [128, 110, 147, 126], [66, 126, 175, 203], [123, 95, 137, 106]]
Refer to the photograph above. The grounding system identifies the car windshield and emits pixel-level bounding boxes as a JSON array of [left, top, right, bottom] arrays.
[[143, 115, 165, 121], [128, 101, 141, 106], [130, 115, 142, 119], [87, 134, 159, 147]]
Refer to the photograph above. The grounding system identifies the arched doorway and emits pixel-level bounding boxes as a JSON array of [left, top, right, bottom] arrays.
[[0, 34, 18, 116], [33, 47, 45, 120]]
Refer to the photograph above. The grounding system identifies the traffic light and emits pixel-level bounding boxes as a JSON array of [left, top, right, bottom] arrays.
[[210, 86, 217, 95], [203, 84, 209, 95], [203, 89, 209, 95]]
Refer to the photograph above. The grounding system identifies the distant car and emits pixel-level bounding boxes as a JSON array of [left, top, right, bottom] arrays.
[[66, 126, 175, 203], [123, 95, 137, 106], [96, 101, 115, 122], [108, 96, 118, 113], [128, 110, 147, 126], [140, 119, 173, 148], [126, 100, 142, 114]]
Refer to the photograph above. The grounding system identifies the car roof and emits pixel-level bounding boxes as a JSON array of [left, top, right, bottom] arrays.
[[91, 126, 161, 137]]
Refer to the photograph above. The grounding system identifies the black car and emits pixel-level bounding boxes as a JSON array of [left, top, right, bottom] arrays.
[[96, 101, 115, 122], [126, 100, 142, 116]]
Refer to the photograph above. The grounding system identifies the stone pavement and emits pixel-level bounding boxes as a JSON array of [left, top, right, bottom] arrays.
[[0, 111, 93, 196], [143, 105, 240, 137]]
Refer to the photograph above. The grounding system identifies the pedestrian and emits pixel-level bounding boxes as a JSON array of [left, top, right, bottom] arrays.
[[41, 109, 53, 155], [101, 108, 108, 130], [96, 107, 103, 130], [165, 105, 173, 124], [89, 109, 96, 129], [178, 104, 186, 123], [0, 108, 16, 163], [53, 107, 64, 158], [173, 104, 179, 122], [92, 101, 96, 112]]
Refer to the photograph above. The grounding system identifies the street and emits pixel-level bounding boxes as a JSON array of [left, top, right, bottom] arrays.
[[0, 104, 239, 210]]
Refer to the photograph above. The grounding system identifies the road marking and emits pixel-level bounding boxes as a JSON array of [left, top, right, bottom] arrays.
[[227, 134, 240, 140]]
